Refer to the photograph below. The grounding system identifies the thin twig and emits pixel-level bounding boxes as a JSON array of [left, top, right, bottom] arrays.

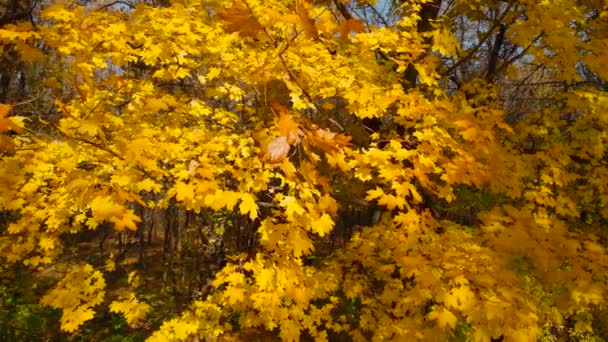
[[441, 4, 513, 77], [13, 96, 40, 107], [328, 118, 345, 132], [96, 0, 135, 11], [365, 4, 390, 27], [490, 32, 543, 79], [240, 0, 322, 113]]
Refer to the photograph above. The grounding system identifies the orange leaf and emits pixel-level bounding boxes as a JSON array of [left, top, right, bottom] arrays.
[[338, 19, 365, 38], [217, 2, 262, 37], [276, 113, 301, 145], [0, 104, 21, 133], [0, 104, 11, 118], [306, 127, 351, 152], [296, 0, 319, 40]]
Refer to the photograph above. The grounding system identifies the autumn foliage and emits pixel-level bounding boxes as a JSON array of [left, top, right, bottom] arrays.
[[1, 0, 608, 340]]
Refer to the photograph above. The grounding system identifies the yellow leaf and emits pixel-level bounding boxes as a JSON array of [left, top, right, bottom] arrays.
[[89, 197, 124, 220], [109, 295, 150, 325], [111, 174, 132, 187], [289, 229, 314, 257], [222, 190, 240, 210], [224, 285, 246, 305], [128, 271, 143, 288], [444, 285, 476, 311], [110, 209, 141, 231], [60, 306, 95, 333], [255, 267, 275, 291], [427, 306, 458, 330], [240, 193, 258, 220], [136, 179, 161, 192], [40, 264, 105, 332], [472, 328, 492, 342], [280, 319, 301, 342], [313, 213, 334, 237], [39, 237, 56, 251], [105, 255, 116, 272], [432, 28, 460, 56], [378, 194, 407, 210], [174, 181, 194, 203], [365, 187, 385, 201]]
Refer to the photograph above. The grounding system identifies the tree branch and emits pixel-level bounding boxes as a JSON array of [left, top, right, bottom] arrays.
[[96, 1, 135, 11], [441, 4, 513, 78], [489, 32, 543, 79]]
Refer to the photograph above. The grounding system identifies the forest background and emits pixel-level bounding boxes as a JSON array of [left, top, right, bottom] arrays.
[[1, 0, 608, 340]]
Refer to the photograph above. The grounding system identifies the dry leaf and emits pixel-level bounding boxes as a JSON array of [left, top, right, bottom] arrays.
[[265, 136, 290, 163], [188, 160, 200, 176], [338, 19, 365, 38], [296, 0, 319, 40], [217, 2, 263, 37]]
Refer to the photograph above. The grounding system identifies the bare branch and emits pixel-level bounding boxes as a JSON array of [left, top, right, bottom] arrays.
[[441, 4, 513, 77], [96, 1, 135, 11]]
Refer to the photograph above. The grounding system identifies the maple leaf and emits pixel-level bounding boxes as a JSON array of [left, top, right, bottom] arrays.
[[222, 191, 240, 210], [472, 328, 492, 342], [89, 197, 124, 220], [174, 181, 195, 203], [111, 210, 141, 231], [276, 112, 301, 145], [40, 265, 105, 332], [280, 319, 301, 342], [224, 286, 246, 305], [366, 187, 385, 201], [136, 179, 161, 192], [60, 306, 95, 333], [255, 267, 275, 291], [0, 103, 22, 133], [159, 319, 199, 341], [289, 229, 314, 257], [281, 196, 306, 220], [296, 0, 319, 40], [77, 120, 102, 137], [338, 19, 365, 38], [4, 0, 608, 340], [427, 306, 458, 330], [110, 294, 151, 325], [307, 127, 351, 153], [444, 285, 476, 311], [240, 193, 258, 220], [431, 28, 461, 56], [217, 2, 262, 37], [312, 213, 334, 237], [105, 254, 116, 272], [39, 237, 56, 251], [265, 136, 290, 163]]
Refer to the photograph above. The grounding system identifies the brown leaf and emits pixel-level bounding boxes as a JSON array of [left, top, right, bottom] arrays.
[[265, 136, 290, 163], [305, 126, 351, 153], [188, 160, 200, 176], [217, 2, 263, 37], [296, 0, 319, 40], [338, 19, 365, 38]]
